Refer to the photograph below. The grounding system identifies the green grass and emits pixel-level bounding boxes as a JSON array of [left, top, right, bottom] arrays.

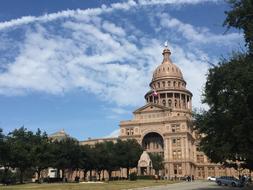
[[0, 180, 177, 190]]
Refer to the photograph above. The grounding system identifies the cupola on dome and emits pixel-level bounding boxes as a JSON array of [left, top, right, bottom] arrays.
[[152, 47, 183, 81]]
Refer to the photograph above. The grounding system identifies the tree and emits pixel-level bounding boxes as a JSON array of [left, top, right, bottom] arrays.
[[7, 127, 34, 183], [51, 138, 80, 181], [80, 144, 94, 181], [224, 0, 253, 54], [115, 139, 143, 178], [31, 129, 51, 183], [194, 53, 253, 169], [194, 0, 253, 171], [103, 141, 119, 180], [0, 128, 12, 183], [0, 128, 5, 167], [91, 143, 106, 181], [149, 153, 164, 175]]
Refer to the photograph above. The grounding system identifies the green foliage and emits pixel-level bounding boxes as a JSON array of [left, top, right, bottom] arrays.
[[114, 139, 143, 177], [149, 153, 164, 175], [50, 138, 81, 179], [7, 127, 34, 183], [0, 128, 8, 167], [224, 0, 253, 54], [195, 0, 253, 170], [0, 169, 17, 185], [31, 129, 52, 182], [0, 127, 145, 183], [80, 144, 94, 179], [194, 53, 253, 168], [129, 172, 137, 181]]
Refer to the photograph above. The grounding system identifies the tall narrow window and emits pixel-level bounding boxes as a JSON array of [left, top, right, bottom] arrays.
[[168, 99, 172, 107]]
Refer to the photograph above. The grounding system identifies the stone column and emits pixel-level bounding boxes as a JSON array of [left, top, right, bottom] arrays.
[[204, 166, 208, 179], [164, 138, 169, 160], [169, 138, 172, 160], [214, 166, 219, 177], [179, 93, 182, 109], [185, 137, 189, 160], [181, 137, 185, 159], [172, 93, 175, 109]]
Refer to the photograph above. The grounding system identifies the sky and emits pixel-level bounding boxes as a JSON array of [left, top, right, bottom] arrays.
[[0, 0, 244, 140]]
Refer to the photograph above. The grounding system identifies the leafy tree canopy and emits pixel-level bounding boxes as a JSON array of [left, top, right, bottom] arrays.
[[149, 153, 164, 175], [194, 53, 253, 168], [224, 0, 253, 54]]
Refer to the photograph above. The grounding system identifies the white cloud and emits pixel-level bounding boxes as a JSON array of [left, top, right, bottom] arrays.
[[158, 13, 243, 45], [0, 0, 221, 31], [102, 21, 126, 36], [138, 0, 220, 5], [0, 0, 242, 111]]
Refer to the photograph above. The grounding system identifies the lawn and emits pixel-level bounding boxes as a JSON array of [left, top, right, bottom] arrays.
[[0, 180, 177, 190]]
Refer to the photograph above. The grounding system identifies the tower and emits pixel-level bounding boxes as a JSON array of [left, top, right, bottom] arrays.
[[120, 45, 196, 178]]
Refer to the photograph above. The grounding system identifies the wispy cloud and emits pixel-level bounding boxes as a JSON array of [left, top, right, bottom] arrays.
[[0, 0, 242, 110], [158, 13, 242, 45], [0, 0, 221, 31]]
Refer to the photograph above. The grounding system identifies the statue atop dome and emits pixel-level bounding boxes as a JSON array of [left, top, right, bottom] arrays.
[[164, 41, 168, 48]]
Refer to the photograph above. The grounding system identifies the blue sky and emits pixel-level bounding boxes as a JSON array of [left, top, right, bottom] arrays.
[[0, 0, 244, 140]]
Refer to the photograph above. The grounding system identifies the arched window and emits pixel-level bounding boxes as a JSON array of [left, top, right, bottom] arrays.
[[168, 99, 172, 107], [173, 81, 176, 87], [162, 81, 165, 87], [175, 99, 177, 107], [162, 100, 166, 106], [158, 82, 160, 88], [168, 81, 171, 87]]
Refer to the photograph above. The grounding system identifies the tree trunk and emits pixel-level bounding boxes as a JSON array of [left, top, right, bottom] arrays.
[[19, 169, 24, 184], [83, 170, 87, 181], [62, 169, 65, 182], [37, 169, 41, 183], [98, 171, 101, 181], [108, 170, 112, 181], [89, 170, 92, 181], [127, 168, 129, 179]]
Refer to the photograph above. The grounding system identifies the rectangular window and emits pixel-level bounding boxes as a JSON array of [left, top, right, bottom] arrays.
[[177, 150, 182, 159], [174, 164, 182, 175], [173, 150, 177, 159], [176, 138, 181, 146], [171, 124, 180, 132], [172, 138, 181, 147]]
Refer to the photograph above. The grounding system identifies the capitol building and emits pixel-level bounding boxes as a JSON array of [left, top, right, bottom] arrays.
[[53, 45, 237, 179]]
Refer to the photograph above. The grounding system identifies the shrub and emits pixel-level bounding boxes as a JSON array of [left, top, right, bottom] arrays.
[[137, 175, 155, 180], [129, 172, 137, 181], [0, 169, 17, 185]]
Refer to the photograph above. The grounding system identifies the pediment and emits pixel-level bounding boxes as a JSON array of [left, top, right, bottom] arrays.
[[133, 103, 170, 114]]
